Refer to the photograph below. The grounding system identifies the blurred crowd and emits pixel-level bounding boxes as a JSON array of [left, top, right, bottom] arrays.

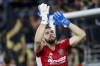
[[0, 0, 100, 66]]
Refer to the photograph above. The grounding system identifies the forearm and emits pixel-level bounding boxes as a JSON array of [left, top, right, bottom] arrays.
[[34, 24, 46, 53], [68, 23, 86, 38], [35, 24, 46, 42]]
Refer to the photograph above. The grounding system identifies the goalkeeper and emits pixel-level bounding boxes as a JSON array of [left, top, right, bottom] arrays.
[[34, 3, 86, 66]]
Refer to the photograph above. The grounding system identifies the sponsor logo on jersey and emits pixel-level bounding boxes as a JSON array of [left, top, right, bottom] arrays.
[[48, 53, 53, 59], [48, 55, 66, 65]]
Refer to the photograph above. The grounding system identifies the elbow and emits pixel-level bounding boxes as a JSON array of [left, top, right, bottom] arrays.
[[81, 31, 86, 39], [34, 41, 42, 53], [34, 45, 41, 53], [83, 31, 86, 38]]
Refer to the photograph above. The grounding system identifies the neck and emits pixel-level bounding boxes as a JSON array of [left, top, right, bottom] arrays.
[[47, 43, 55, 51]]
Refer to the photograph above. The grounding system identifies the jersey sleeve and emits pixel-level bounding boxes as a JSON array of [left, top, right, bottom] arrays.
[[61, 38, 72, 51]]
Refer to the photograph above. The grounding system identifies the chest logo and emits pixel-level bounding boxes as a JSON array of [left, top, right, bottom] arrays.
[[48, 53, 53, 59], [58, 49, 64, 55]]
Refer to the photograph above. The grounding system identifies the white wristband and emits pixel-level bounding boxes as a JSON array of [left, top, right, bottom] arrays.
[[41, 20, 48, 24], [63, 25, 68, 28], [41, 15, 48, 24]]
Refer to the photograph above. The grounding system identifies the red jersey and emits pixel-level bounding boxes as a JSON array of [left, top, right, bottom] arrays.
[[35, 38, 71, 66]]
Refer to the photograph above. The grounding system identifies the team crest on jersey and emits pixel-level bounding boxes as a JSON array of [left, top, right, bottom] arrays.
[[58, 49, 64, 55], [48, 53, 53, 59]]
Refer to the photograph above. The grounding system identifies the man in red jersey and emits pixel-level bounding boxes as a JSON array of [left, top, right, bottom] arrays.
[[34, 3, 86, 66]]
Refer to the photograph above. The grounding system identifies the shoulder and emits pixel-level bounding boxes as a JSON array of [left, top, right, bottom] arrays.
[[34, 44, 48, 57], [56, 38, 71, 50], [57, 38, 69, 44], [42, 44, 48, 50]]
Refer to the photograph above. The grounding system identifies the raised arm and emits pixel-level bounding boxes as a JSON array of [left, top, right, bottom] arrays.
[[34, 3, 50, 53], [68, 23, 86, 46], [53, 11, 86, 46]]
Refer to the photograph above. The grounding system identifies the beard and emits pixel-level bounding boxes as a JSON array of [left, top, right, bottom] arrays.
[[45, 38, 56, 45]]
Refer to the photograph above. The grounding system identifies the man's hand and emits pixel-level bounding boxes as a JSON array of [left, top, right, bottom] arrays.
[[38, 3, 50, 24], [53, 11, 70, 27]]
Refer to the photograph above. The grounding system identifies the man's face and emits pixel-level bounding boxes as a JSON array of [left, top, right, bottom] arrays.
[[44, 28, 56, 45]]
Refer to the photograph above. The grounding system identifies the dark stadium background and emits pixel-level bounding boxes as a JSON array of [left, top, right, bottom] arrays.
[[0, 0, 100, 66]]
